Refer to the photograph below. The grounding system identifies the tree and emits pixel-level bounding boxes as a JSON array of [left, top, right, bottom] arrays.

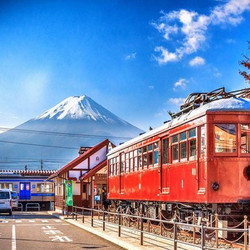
[[239, 42, 250, 84]]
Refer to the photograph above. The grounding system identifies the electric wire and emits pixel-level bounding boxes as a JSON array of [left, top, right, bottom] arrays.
[[0, 126, 133, 140]]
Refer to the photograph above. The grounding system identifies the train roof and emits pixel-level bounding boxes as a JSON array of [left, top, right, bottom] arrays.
[[108, 97, 250, 156]]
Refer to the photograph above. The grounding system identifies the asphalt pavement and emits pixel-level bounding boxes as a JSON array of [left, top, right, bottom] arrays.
[[0, 211, 123, 250]]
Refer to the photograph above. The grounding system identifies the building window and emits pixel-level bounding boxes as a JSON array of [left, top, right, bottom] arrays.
[[162, 138, 169, 164], [241, 124, 250, 153], [215, 124, 236, 153]]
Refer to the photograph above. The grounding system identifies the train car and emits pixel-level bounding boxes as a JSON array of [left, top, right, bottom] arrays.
[[107, 88, 250, 221], [0, 170, 56, 210]]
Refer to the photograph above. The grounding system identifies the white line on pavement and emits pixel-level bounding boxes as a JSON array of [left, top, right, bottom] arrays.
[[12, 225, 16, 250]]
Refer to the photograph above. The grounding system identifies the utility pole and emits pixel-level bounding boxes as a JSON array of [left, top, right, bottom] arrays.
[[25, 165, 27, 171], [41, 160, 43, 170]]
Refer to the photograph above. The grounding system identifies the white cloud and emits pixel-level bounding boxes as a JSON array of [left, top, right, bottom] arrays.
[[148, 85, 154, 89], [189, 56, 205, 66], [153, 0, 250, 64], [125, 52, 136, 60], [173, 78, 188, 90], [154, 46, 178, 64], [168, 97, 186, 106]]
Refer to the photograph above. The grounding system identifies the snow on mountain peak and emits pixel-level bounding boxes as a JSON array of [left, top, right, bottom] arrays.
[[35, 95, 129, 125]]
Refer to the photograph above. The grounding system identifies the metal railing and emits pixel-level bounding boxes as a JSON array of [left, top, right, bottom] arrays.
[[25, 203, 40, 211], [67, 206, 249, 250], [17, 203, 23, 211]]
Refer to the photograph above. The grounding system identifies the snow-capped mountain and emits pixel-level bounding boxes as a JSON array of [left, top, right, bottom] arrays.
[[0, 95, 143, 170], [37, 95, 131, 125]]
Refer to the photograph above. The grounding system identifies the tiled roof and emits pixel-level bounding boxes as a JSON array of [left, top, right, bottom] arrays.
[[0, 169, 56, 176]]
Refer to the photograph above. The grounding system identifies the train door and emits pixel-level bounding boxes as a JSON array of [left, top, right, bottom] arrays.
[[161, 137, 170, 193], [19, 182, 31, 200], [197, 125, 206, 193]]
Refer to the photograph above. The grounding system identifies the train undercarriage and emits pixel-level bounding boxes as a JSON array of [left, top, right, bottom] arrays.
[[112, 199, 250, 226]]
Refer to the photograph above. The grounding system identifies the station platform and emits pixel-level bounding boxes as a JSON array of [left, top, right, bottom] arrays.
[[48, 211, 200, 250]]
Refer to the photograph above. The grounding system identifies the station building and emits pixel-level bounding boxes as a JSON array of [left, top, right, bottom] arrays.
[[48, 139, 114, 213]]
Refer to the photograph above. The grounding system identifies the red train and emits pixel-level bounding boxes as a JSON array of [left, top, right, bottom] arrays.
[[107, 88, 250, 221]]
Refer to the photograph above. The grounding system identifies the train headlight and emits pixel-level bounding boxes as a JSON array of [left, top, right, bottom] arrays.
[[243, 165, 250, 181], [211, 182, 220, 191]]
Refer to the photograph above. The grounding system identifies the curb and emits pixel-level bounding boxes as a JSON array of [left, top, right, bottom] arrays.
[[48, 211, 142, 250]]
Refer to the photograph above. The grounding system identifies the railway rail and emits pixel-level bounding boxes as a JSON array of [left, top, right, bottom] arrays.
[[68, 206, 249, 250]]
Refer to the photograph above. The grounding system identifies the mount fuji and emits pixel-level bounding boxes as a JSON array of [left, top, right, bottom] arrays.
[[0, 95, 143, 170]]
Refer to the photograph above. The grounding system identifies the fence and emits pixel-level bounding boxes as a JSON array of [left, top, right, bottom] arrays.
[[66, 206, 249, 250]]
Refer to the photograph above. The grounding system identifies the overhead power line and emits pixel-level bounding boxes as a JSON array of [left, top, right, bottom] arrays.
[[0, 126, 133, 140], [0, 139, 79, 150]]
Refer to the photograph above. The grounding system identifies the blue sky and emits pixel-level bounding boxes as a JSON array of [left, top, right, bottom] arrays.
[[0, 0, 249, 131]]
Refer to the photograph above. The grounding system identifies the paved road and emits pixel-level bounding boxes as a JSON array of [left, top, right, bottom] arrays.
[[0, 211, 123, 250]]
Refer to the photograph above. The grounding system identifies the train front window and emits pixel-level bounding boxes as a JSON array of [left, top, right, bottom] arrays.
[[162, 138, 169, 164], [241, 124, 250, 153], [214, 124, 236, 153]]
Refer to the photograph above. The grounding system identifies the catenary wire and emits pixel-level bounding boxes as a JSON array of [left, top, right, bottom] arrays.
[[0, 126, 134, 140]]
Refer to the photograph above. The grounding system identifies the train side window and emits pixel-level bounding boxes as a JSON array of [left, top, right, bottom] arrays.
[[37, 183, 53, 193], [162, 138, 169, 164], [114, 158, 117, 175], [109, 159, 113, 176], [0, 183, 13, 190], [189, 128, 196, 159], [139, 148, 142, 170], [126, 153, 129, 172], [130, 151, 134, 172], [240, 124, 250, 153], [172, 135, 179, 162], [154, 142, 159, 165], [116, 156, 120, 175], [121, 153, 125, 173], [180, 132, 187, 160], [214, 124, 236, 153], [143, 146, 147, 169], [148, 144, 153, 167], [134, 150, 138, 171]]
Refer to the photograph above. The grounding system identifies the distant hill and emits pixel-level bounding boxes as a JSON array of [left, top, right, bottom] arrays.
[[0, 95, 143, 170]]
